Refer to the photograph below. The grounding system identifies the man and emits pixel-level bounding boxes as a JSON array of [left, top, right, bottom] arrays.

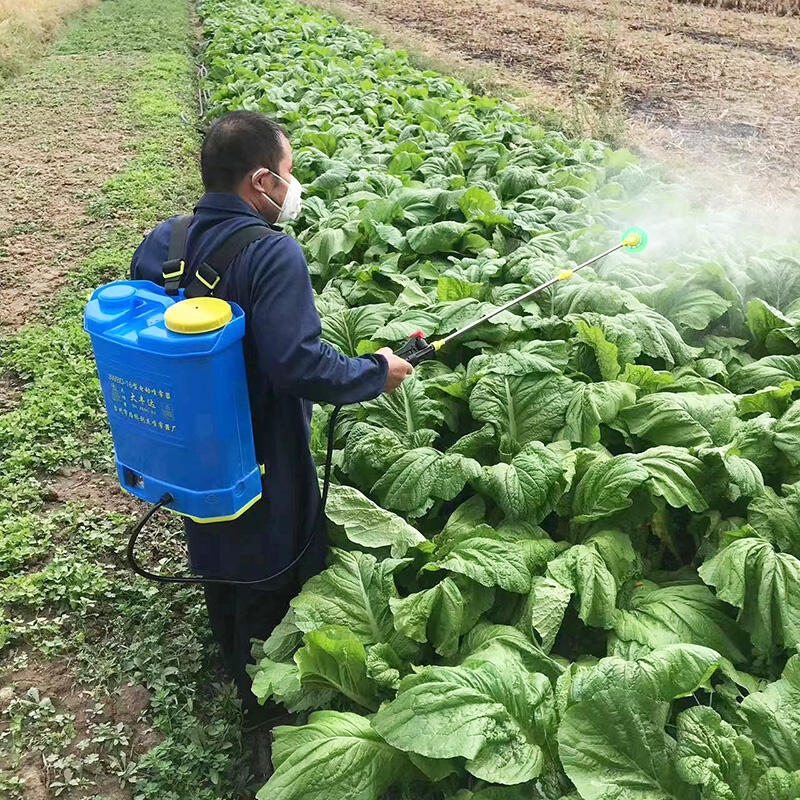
[[130, 111, 413, 723]]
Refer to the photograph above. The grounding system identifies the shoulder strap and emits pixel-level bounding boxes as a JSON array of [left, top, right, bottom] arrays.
[[184, 224, 278, 299], [162, 214, 193, 296]]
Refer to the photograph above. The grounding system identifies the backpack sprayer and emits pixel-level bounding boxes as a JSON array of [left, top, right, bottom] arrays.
[[84, 226, 646, 586]]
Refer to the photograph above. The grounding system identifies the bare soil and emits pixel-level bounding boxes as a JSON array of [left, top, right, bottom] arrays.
[[0, 57, 127, 332], [315, 0, 800, 202], [41, 467, 144, 515], [19, 764, 50, 800], [1, 655, 161, 799], [0, 371, 25, 412]]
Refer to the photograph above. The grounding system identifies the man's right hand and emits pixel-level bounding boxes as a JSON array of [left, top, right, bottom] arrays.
[[376, 347, 413, 393]]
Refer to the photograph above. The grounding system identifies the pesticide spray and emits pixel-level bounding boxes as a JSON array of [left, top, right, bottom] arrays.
[[590, 158, 800, 303]]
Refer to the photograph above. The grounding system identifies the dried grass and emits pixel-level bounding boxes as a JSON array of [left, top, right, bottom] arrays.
[[0, 0, 97, 77], [675, 0, 798, 15]]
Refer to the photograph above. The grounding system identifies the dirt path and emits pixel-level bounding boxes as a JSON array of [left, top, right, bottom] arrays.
[[317, 0, 800, 201], [0, 56, 129, 331], [0, 1, 253, 797]]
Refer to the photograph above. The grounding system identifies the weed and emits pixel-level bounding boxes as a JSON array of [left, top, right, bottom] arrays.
[[0, 513, 54, 574], [0, 0, 96, 77], [564, 5, 626, 142], [3, 689, 77, 760]]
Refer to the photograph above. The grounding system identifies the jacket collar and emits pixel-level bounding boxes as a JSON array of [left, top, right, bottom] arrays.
[[194, 191, 272, 224]]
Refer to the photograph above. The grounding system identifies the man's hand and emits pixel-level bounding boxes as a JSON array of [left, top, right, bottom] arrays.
[[376, 347, 413, 393]]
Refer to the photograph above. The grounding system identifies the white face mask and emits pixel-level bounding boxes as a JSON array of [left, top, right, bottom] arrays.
[[253, 168, 303, 223]]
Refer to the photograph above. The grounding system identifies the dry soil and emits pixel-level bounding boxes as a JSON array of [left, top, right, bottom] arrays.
[[315, 0, 800, 203]]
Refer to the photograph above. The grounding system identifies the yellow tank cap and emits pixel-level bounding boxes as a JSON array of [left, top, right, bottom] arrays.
[[164, 297, 232, 334]]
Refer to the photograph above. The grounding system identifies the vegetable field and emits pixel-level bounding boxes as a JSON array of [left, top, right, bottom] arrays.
[[2, 0, 799, 797], [198, 1, 800, 799]]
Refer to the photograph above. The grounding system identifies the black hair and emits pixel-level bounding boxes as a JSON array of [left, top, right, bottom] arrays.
[[200, 111, 287, 192]]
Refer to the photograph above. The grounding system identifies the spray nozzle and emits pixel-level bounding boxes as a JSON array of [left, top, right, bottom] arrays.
[[621, 226, 648, 252]]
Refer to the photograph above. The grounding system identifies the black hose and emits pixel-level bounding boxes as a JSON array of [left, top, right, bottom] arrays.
[[125, 405, 342, 586]]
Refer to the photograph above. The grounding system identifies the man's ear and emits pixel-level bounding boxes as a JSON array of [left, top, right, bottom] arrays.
[[250, 167, 270, 193], [252, 167, 284, 199]]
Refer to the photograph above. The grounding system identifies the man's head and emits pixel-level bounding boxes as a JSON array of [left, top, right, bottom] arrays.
[[200, 111, 298, 224]]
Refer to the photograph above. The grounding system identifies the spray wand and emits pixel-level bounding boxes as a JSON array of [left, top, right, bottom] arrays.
[[394, 226, 648, 365]]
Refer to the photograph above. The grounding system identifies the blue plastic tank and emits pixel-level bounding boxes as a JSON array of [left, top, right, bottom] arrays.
[[84, 280, 261, 522]]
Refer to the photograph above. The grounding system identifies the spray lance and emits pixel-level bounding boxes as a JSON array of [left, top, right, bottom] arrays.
[[114, 227, 647, 585], [393, 226, 648, 366]]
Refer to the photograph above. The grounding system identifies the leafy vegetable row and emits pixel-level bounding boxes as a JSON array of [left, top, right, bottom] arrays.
[[198, 1, 800, 799]]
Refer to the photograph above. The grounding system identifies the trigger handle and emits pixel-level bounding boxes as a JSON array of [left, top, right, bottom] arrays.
[[395, 331, 436, 366]]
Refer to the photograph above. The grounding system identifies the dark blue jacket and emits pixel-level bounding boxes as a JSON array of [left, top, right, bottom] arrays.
[[131, 192, 388, 584]]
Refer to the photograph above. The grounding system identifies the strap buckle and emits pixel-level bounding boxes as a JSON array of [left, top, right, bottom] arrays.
[[162, 258, 185, 280], [162, 258, 185, 296], [184, 262, 221, 298], [196, 262, 220, 292]]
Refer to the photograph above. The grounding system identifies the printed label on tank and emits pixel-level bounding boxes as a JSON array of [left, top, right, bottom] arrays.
[[104, 368, 179, 437]]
